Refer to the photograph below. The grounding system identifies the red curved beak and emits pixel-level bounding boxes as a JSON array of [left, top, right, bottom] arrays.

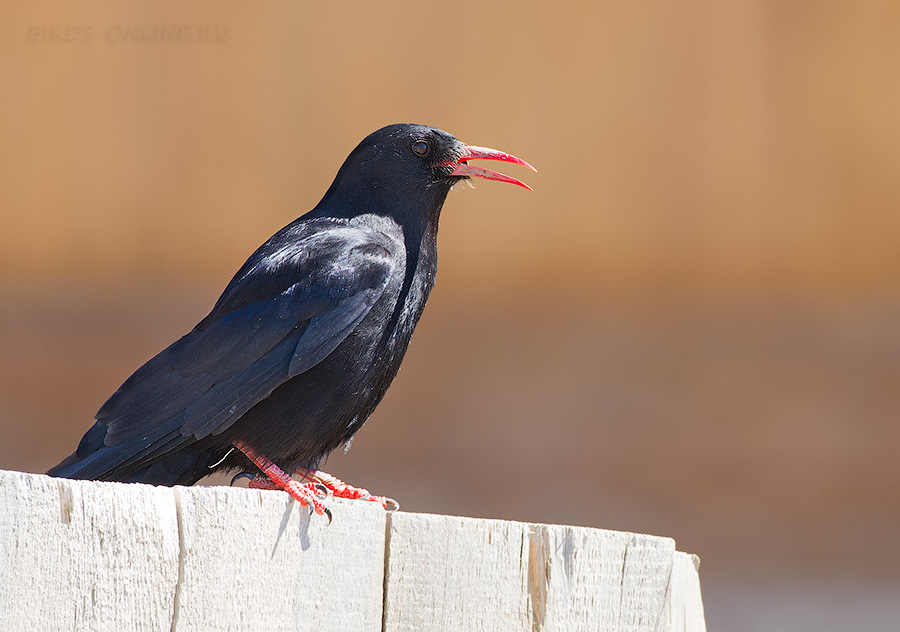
[[448, 145, 536, 191]]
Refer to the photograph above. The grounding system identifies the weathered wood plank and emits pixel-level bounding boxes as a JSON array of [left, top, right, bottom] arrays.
[[382, 511, 680, 632], [665, 552, 706, 632], [0, 470, 179, 632], [172, 486, 386, 632]]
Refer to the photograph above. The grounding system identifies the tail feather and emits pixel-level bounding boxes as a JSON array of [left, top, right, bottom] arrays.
[[46, 418, 210, 486]]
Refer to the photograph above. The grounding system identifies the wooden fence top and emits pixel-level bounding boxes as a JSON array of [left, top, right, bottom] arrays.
[[0, 469, 705, 631]]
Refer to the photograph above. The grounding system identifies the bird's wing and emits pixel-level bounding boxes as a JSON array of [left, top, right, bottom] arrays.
[[68, 219, 402, 478]]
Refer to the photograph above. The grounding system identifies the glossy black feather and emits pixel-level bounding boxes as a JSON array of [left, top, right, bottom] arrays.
[[48, 123, 467, 485]]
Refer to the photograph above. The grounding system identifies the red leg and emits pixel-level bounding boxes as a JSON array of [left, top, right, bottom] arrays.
[[232, 441, 327, 516], [299, 468, 398, 511]]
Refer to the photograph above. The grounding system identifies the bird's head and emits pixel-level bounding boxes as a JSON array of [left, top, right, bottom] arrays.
[[315, 124, 534, 221]]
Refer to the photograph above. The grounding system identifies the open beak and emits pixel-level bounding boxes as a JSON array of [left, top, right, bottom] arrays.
[[448, 145, 536, 191]]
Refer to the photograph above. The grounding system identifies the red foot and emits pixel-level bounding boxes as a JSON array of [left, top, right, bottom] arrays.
[[300, 469, 398, 511], [245, 476, 327, 514], [232, 441, 328, 516]]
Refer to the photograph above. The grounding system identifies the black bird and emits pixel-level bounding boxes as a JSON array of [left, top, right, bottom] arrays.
[[48, 123, 534, 515]]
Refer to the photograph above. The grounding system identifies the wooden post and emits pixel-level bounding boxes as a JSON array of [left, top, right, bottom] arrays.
[[0, 470, 705, 631]]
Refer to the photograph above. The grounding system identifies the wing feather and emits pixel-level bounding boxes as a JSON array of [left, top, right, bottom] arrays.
[[74, 217, 402, 479]]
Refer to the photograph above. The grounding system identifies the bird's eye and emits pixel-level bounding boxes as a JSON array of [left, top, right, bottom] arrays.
[[411, 140, 430, 156]]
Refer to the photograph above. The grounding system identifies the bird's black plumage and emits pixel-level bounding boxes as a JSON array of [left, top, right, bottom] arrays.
[[48, 123, 530, 488]]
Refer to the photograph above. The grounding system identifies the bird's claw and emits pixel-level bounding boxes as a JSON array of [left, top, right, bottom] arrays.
[[304, 501, 333, 525], [300, 469, 398, 511], [360, 493, 399, 511], [231, 466, 330, 518], [283, 479, 328, 516], [230, 471, 257, 486]]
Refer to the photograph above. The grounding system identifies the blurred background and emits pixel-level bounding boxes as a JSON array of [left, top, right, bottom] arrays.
[[2, 2, 899, 630]]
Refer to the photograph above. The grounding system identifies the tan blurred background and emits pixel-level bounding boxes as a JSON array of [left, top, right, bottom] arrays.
[[2, 2, 899, 630]]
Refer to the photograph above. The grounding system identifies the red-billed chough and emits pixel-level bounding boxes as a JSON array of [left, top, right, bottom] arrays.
[[48, 123, 534, 517]]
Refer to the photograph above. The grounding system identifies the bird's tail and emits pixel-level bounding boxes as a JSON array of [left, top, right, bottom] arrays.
[[46, 421, 211, 486]]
